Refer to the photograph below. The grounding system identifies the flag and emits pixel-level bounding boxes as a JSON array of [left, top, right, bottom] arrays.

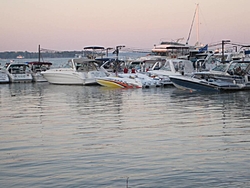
[[199, 44, 208, 52]]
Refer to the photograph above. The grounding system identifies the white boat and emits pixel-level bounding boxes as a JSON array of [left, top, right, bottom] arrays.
[[5, 63, 33, 83], [152, 40, 194, 58], [169, 60, 250, 92], [118, 72, 162, 88], [41, 57, 107, 85], [28, 61, 52, 82], [0, 67, 9, 83], [147, 59, 194, 86]]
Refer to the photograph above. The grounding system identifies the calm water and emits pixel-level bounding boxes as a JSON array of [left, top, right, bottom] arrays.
[[1, 82, 250, 188], [1, 56, 250, 187]]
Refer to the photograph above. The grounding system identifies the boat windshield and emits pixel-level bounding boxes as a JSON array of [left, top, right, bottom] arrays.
[[212, 64, 228, 72], [173, 61, 185, 71], [129, 61, 142, 70], [160, 61, 171, 71], [227, 62, 249, 75], [63, 62, 73, 68], [228, 62, 248, 70]]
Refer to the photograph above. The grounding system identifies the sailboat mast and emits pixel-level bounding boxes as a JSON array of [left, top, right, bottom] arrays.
[[196, 4, 199, 46], [38, 45, 41, 62], [186, 4, 199, 45]]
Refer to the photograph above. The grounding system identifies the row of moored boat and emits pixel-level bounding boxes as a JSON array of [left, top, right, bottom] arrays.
[[2, 41, 250, 92]]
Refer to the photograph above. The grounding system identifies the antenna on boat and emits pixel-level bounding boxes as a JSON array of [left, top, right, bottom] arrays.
[[186, 4, 199, 45]]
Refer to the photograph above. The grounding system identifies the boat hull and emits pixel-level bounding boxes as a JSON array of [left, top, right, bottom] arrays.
[[8, 74, 33, 83], [41, 69, 106, 85], [32, 72, 48, 82], [97, 77, 142, 89], [41, 70, 84, 85], [97, 79, 125, 88], [170, 75, 242, 92]]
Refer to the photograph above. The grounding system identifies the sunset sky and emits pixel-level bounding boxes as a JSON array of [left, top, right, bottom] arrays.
[[1, 0, 250, 52]]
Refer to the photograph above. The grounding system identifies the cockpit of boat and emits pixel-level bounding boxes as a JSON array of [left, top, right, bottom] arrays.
[[63, 58, 100, 72], [211, 61, 250, 76], [76, 62, 97, 72], [227, 61, 250, 76], [8, 64, 31, 74]]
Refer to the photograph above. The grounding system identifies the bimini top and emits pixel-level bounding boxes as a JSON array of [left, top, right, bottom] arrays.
[[83, 46, 105, 50]]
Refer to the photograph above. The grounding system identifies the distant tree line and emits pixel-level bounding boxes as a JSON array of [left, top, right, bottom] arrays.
[[0, 51, 83, 59]]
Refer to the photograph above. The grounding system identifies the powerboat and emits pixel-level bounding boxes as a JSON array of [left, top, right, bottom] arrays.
[[97, 58, 162, 88], [41, 57, 107, 85], [97, 76, 143, 89], [28, 61, 52, 82], [118, 72, 162, 88], [169, 60, 250, 92], [5, 63, 33, 83], [147, 59, 194, 86]]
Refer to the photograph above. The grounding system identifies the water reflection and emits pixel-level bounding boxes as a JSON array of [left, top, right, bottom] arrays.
[[1, 83, 250, 187]]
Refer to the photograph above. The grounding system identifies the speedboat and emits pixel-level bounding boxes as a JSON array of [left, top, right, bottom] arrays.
[[97, 76, 143, 89], [147, 59, 194, 86], [0, 67, 9, 83], [28, 61, 52, 82], [41, 57, 107, 85], [97, 59, 162, 88], [118, 72, 162, 88], [169, 60, 250, 92], [5, 63, 33, 83]]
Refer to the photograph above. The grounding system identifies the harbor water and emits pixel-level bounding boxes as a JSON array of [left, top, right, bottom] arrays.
[[1, 58, 250, 187]]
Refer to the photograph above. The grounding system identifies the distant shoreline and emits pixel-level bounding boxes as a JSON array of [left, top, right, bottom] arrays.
[[0, 51, 83, 59]]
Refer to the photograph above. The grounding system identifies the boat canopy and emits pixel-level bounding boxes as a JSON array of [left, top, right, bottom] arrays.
[[84, 46, 105, 50], [70, 58, 97, 64]]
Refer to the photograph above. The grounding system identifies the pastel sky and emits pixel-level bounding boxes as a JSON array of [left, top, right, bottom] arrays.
[[1, 0, 250, 52]]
